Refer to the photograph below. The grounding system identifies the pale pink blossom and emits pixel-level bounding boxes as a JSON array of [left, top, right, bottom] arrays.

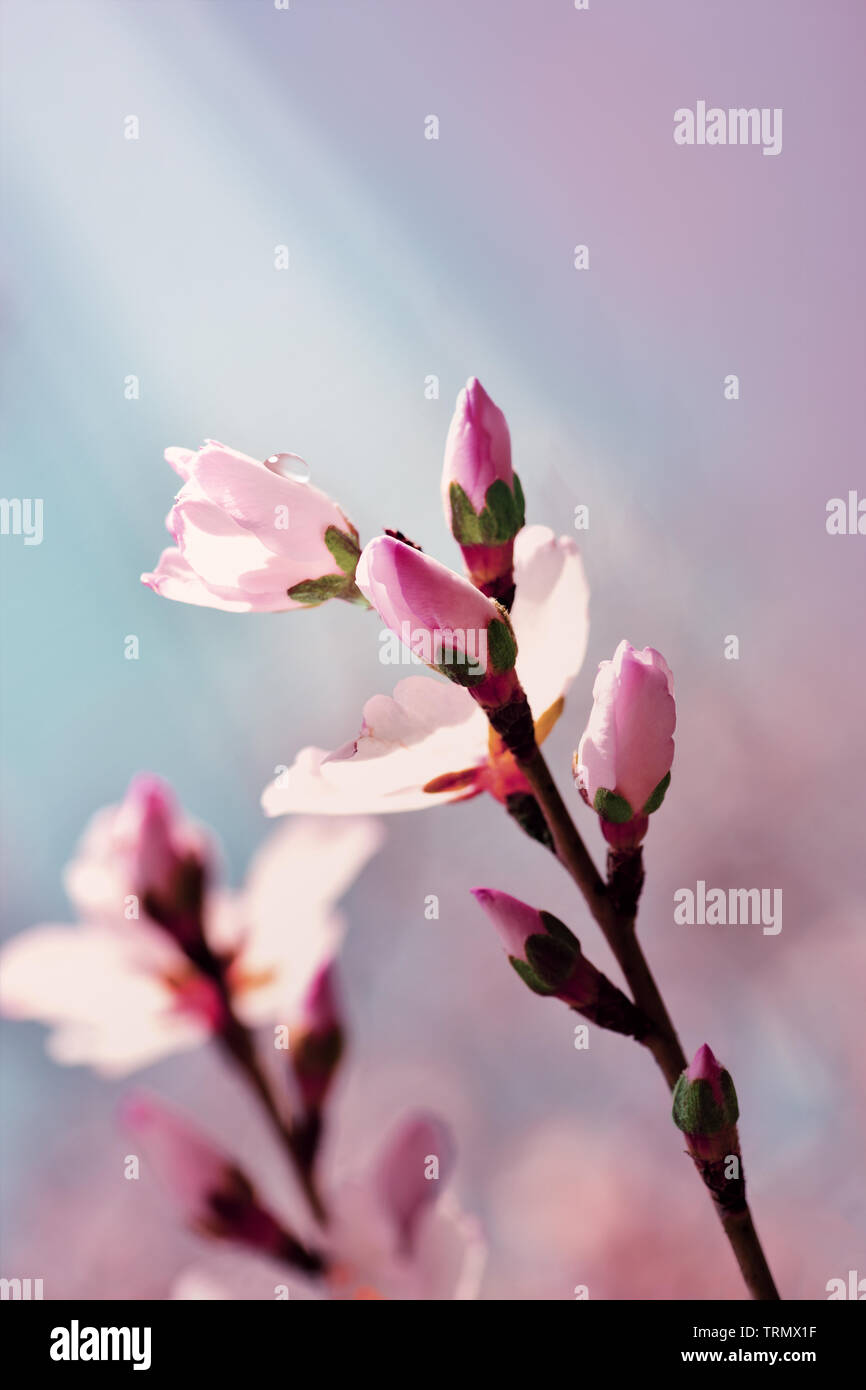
[[0, 921, 221, 1073], [172, 1112, 485, 1301], [142, 440, 362, 613], [213, 817, 383, 1028], [63, 774, 212, 935], [574, 639, 675, 827], [0, 791, 382, 1075], [262, 527, 588, 817], [323, 1113, 483, 1300]]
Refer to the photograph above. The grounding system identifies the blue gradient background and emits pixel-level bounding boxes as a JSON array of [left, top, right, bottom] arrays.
[[1, 0, 864, 1297]]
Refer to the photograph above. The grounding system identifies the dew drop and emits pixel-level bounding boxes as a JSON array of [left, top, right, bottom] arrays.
[[264, 452, 310, 483]]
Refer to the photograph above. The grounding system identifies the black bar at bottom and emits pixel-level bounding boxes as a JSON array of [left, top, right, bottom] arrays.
[[2, 1299, 861, 1375]]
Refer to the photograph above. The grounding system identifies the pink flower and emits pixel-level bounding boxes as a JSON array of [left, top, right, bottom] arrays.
[[0, 789, 383, 1075], [63, 775, 212, 945], [574, 640, 675, 840], [319, 1110, 485, 1300], [122, 1093, 321, 1270], [441, 379, 524, 605], [141, 441, 364, 612], [373, 1114, 455, 1255], [170, 1110, 485, 1302], [263, 527, 588, 818]]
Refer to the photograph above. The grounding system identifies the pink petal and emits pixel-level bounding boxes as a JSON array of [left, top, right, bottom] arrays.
[[471, 888, 541, 961], [121, 1093, 233, 1216], [375, 1114, 456, 1254], [170, 499, 306, 603], [187, 441, 349, 563], [141, 547, 254, 612], [357, 536, 500, 662], [164, 446, 196, 481], [441, 377, 513, 516]]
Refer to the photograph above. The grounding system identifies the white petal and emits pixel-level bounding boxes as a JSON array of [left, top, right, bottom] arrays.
[[229, 817, 384, 1022], [0, 924, 206, 1075], [511, 526, 590, 719], [262, 678, 488, 818]]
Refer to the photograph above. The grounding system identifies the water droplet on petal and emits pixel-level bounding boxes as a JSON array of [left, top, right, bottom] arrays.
[[264, 452, 310, 483]]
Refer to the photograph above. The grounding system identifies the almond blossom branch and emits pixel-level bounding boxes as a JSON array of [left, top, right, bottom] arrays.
[[515, 723, 780, 1300], [216, 997, 329, 1224], [122, 1094, 325, 1277], [518, 743, 686, 1086], [353, 529, 780, 1300]]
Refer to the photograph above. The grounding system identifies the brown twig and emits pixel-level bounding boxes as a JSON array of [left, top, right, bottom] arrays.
[[515, 739, 780, 1300], [218, 1004, 328, 1225]]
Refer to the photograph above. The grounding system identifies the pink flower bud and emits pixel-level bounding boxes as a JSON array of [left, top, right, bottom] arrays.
[[356, 535, 520, 707], [64, 775, 211, 946], [471, 890, 596, 1007], [121, 1094, 322, 1270], [443, 378, 514, 516], [574, 640, 675, 835], [142, 440, 364, 612], [290, 963, 344, 1113], [441, 379, 525, 607], [672, 1045, 741, 1166]]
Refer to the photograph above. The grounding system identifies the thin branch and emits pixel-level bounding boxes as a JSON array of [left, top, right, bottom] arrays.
[[515, 741, 780, 1300], [218, 1003, 328, 1225]]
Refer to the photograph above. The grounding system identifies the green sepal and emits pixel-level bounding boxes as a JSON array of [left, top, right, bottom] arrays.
[[324, 525, 362, 576], [487, 616, 517, 673], [508, 955, 556, 995], [538, 911, 580, 952], [287, 573, 357, 606], [593, 788, 634, 824], [505, 793, 555, 852], [448, 483, 483, 546], [448, 476, 525, 547], [642, 771, 671, 815], [511, 472, 526, 528], [525, 932, 577, 990], [479, 479, 520, 544], [672, 1071, 739, 1137], [433, 654, 487, 688]]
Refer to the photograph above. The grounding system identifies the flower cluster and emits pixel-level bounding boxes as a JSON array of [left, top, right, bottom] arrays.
[[1, 376, 779, 1301]]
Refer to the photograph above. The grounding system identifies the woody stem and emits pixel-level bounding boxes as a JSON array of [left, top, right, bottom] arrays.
[[520, 744, 685, 1081], [516, 740, 780, 1300], [218, 1004, 328, 1225]]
